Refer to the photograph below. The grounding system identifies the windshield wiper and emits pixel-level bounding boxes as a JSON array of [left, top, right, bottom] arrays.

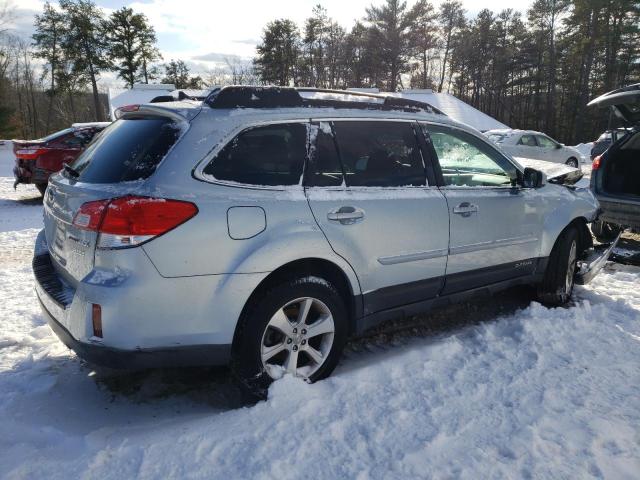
[[63, 163, 80, 178]]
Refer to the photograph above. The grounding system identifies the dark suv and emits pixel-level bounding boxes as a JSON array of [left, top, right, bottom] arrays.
[[588, 84, 640, 239], [590, 128, 632, 161]]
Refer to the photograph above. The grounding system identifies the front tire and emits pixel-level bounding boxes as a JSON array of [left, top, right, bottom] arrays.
[[231, 275, 348, 397], [565, 158, 579, 168], [538, 226, 579, 306]]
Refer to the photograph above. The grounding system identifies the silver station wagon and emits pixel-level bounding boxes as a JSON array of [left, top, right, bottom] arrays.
[[33, 87, 614, 394]]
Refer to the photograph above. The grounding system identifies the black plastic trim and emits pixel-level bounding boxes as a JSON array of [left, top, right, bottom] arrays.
[[205, 86, 444, 115], [441, 258, 538, 295], [355, 258, 547, 334], [363, 276, 444, 316]]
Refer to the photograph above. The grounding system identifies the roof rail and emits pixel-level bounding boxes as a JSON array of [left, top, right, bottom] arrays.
[[204, 86, 444, 115]]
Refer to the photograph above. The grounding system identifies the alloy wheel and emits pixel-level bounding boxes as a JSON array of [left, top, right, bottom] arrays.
[[566, 158, 579, 168], [565, 240, 577, 294], [260, 297, 335, 380]]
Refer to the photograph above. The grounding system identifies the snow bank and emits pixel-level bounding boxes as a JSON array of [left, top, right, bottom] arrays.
[[0, 172, 639, 478], [572, 142, 594, 161]]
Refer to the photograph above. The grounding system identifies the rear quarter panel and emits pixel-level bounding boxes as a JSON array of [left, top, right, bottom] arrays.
[[141, 110, 361, 291]]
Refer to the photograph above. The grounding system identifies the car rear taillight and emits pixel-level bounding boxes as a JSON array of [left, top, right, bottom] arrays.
[[592, 155, 602, 171], [16, 147, 47, 160], [73, 196, 198, 249]]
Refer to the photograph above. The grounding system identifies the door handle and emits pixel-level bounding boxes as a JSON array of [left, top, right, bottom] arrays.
[[453, 202, 479, 217], [327, 206, 365, 225]]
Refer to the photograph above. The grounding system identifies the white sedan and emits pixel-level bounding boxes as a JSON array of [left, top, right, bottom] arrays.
[[485, 129, 584, 168]]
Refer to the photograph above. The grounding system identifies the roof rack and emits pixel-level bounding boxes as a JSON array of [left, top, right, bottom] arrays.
[[204, 86, 444, 115]]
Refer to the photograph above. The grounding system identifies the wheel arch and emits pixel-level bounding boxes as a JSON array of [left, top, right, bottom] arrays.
[[232, 257, 362, 350], [545, 216, 593, 260]]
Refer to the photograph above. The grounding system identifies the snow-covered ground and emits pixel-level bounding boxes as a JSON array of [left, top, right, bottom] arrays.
[[1, 142, 640, 479]]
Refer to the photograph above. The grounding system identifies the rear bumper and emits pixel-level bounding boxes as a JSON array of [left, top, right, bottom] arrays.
[[33, 229, 236, 370], [40, 298, 230, 369], [13, 162, 50, 186], [597, 198, 640, 230]]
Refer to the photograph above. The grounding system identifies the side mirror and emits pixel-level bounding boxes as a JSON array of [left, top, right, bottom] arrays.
[[555, 144, 563, 149], [522, 167, 546, 188]]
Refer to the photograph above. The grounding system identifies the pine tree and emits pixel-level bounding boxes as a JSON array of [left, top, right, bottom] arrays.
[[365, 0, 414, 91], [254, 19, 301, 86], [138, 19, 162, 84], [408, 0, 439, 89], [59, 0, 110, 121], [32, 2, 65, 132], [107, 7, 144, 88], [161, 59, 191, 88], [437, 0, 465, 92]]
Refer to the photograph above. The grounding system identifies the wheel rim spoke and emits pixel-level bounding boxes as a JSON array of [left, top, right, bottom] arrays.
[[269, 308, 294, 335], [303, 344, 324, 364], [566, 241, 577, 292], [305, 314, 334, 339], [297, 298, 313, 325], [284, 349, 299, 374], [262, 341, 286, 361]]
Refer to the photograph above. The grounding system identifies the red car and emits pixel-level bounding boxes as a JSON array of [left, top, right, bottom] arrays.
[[13, 122, 110, 194]]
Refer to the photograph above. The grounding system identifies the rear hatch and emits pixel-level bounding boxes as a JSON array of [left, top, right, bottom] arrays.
[[589, 85, 640, 228], [43, 109, 187, 286], [588, 84, 640, 126]]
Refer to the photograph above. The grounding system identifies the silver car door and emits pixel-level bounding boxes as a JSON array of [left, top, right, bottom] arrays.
[[423, 123, 545, 294], [305, 120, 449, 316], [536, 134, 560, 163]]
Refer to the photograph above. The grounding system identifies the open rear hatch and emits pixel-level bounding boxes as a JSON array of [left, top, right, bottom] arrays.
[[588, 84, 640, 126]]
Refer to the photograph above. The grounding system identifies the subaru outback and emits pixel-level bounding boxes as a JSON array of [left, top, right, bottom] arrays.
[[33, 87, 614, 394]]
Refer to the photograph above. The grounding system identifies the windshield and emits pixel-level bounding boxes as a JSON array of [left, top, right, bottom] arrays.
[[70, 117, 181, 184]]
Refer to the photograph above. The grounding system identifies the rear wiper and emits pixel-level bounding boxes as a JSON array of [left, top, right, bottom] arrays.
[[63, 163, 80, 178]]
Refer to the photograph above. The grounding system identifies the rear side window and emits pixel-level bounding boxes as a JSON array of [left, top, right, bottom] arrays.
[[332, 121, 425, 187], [203, 123, 306, 186], [518, 135, 538, 147], [306, 122, 344, 187], [72, 118, 180, 184]]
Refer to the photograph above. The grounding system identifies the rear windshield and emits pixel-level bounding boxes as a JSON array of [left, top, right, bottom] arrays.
[[41, 128, 73, 143], [70, 117, 180, 183]]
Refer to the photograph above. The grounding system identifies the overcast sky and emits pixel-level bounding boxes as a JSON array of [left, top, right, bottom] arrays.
[[9, 0, 534, 87]]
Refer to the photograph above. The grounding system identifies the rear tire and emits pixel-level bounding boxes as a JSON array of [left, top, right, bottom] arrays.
[[231, 275, 348, 398], [565, 158, 579, 168], [591, 220, 621, 243], [35, 182, 47, 196], [538, 226, 579, 307]]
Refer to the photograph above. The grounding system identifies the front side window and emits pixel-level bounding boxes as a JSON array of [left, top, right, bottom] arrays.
[[331, 121, 425, 187], [203, 123, 307, 186], [425, 125, 517, 188], [518, 135, 538, 147], [536, 135, 557, 148]]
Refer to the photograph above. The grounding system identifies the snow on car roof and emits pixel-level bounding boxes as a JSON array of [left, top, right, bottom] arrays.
[[71, 122, 112, 129]]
